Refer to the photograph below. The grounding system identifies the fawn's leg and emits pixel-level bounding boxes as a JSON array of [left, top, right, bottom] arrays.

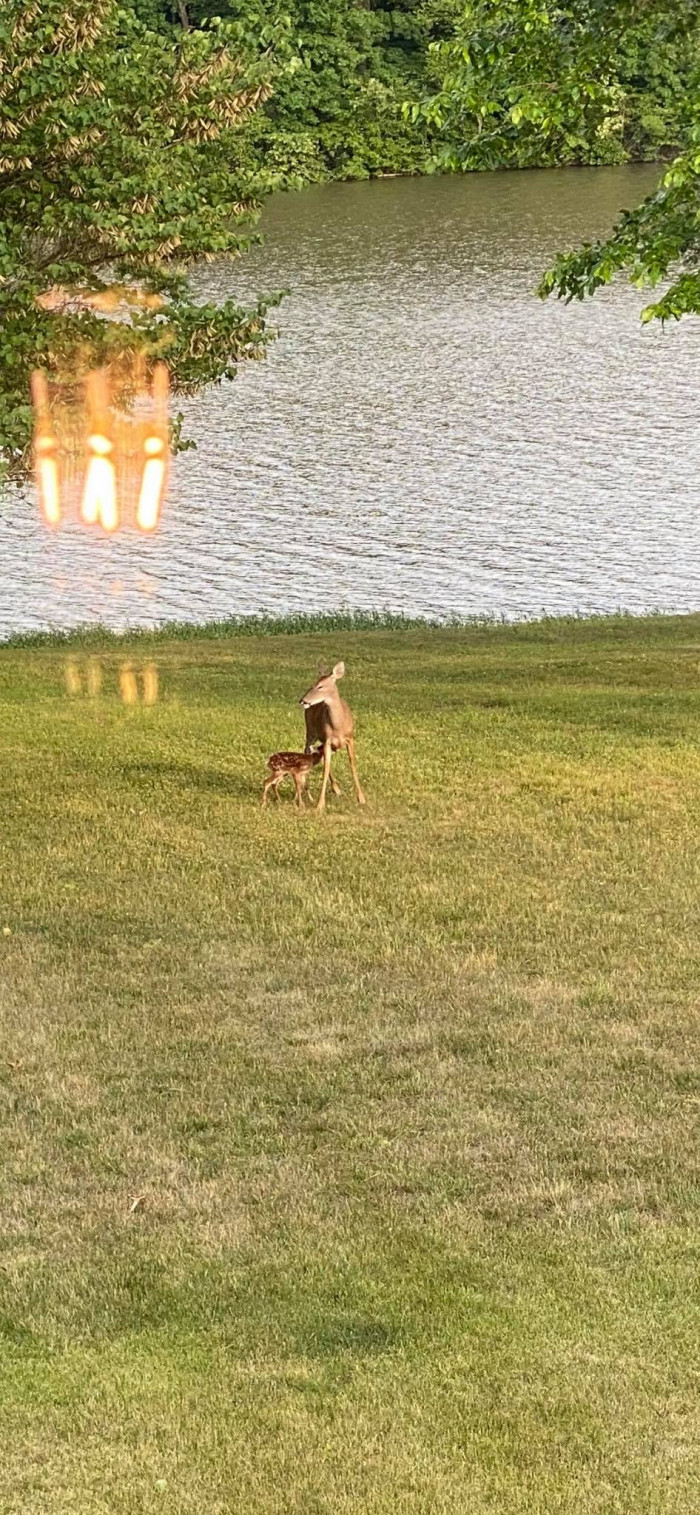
[[294, 773, 307, 810], [316, 740, 333, 812], [329, 772, 342, 797], [262, 774, 277, 807], [346, 736, 365, 805]]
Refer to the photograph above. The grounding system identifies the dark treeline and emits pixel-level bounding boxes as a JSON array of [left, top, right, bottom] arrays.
[[134, 1, 441, 178], [139, 1, 700, 180]]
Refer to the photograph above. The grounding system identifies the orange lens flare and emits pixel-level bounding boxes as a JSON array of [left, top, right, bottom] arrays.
[[137, 441, 166, 532], [31, 360, 171, 533], [65, 662, 82, 697], [64, 659, 160, 704], [38, 454, 61, 526], [31, 374, 61, 526], [142, 663, 159, 705], [82, 446, 118, 532], [119, 663, 139, 705], [136, 364, 170, 532]]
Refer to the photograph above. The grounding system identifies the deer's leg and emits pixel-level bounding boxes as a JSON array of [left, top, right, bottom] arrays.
[[316, 740, 333, 812], [329, 772, 342, 798], [294, 772, 307, 810], [346, 736, 366, 806], [261, 775, 277, 808]]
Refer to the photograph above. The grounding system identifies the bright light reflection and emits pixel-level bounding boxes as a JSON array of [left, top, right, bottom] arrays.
[[82, 444, 118, 532], [31, 374, 61, 526], [64, 659, 160, 704], [142, 663, 159, 705], [119, 663, 138, 705], [32, 361, 170, 533], [137, 438, 166, 532], [38, 458, 61, 525]]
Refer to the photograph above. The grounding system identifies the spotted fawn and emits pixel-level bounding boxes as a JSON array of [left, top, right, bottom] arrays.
[[261, 747, 323, 809]]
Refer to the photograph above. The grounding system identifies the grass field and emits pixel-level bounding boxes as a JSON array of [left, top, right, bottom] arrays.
[[1, 612, 699, 1514]]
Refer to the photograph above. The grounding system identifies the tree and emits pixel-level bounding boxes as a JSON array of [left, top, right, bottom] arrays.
[[412, 1, 700, 326], [149, 1, 440, 179], [0, 0, 288, 481], [413, 1, 700, 170], [539, 120, 700, 322]]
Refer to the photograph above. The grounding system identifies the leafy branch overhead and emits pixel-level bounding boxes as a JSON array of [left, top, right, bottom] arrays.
[[0, 0, 289, 478], [413, 1, 700, 171], [412, 2, 700, 323], [540, 121, 700, 321]]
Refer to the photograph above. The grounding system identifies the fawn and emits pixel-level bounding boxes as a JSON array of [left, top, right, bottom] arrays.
[[261, 747, 323, 809]]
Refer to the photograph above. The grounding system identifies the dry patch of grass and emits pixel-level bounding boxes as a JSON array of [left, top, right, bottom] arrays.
[[1, 616, 699, 1513]]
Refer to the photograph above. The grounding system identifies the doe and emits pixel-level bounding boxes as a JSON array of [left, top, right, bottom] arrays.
[[299, 661, 365, 812]]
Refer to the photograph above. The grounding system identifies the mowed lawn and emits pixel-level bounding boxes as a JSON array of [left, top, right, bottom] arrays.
[[1, 614, 699, 1515]]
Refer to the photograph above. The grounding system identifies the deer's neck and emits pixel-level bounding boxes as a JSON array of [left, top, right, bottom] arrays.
[[317, 688, 347, 734]]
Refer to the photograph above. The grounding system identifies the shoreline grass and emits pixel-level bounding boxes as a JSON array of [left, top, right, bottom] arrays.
[[1, 612, 699, 1512], [2, 602, 698, 651]]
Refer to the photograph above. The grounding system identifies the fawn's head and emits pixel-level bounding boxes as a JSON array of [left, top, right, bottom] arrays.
[[299, 661, 345, 709]]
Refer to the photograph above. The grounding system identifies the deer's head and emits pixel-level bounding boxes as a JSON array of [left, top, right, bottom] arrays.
[[299, 661, 345, 708]]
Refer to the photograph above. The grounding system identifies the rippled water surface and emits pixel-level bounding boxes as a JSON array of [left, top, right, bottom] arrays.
[[3, 165, 700, 636]]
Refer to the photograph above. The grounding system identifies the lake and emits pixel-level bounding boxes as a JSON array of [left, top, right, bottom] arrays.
[[3, 164, 700, 636]]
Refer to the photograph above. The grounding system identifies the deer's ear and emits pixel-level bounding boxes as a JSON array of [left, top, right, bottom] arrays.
[[317, 660, 330, 677], [332, 661, 345, 680]]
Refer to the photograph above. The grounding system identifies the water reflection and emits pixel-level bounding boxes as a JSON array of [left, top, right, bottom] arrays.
[[3, 164, 700, 635]]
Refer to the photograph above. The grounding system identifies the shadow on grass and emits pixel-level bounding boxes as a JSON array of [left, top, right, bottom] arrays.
[[300, 1316, 401, 1359], [122, 761, 259, 799]]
